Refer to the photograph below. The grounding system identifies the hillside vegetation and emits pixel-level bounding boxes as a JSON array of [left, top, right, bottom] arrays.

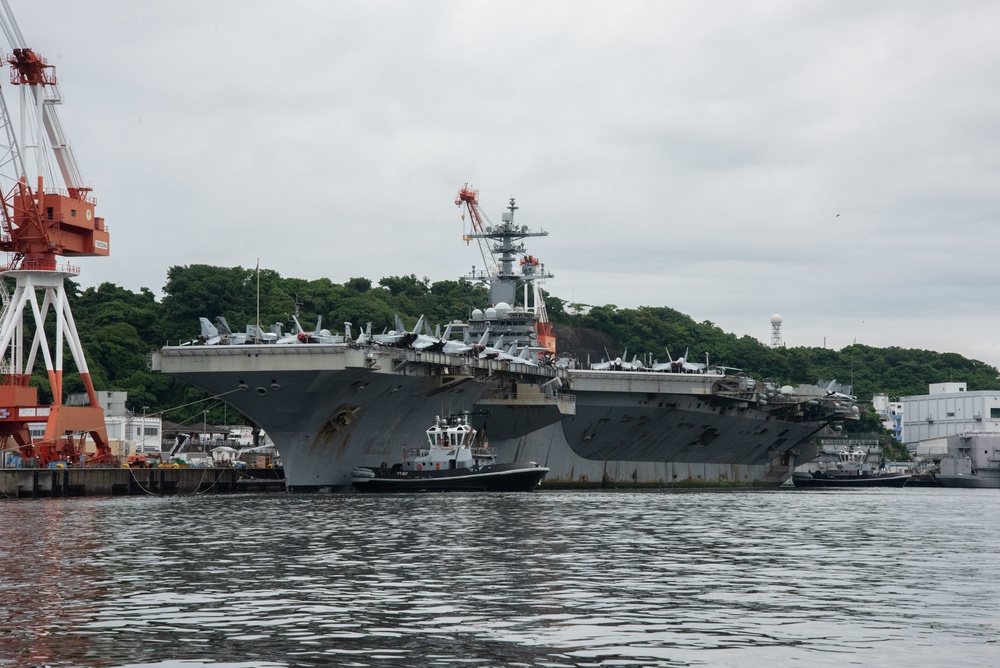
[[25, 264, 997, 429]]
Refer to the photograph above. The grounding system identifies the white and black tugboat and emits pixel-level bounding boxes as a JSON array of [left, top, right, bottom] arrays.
[[351, 413, 549, 492], [792, 443, 910, 488]]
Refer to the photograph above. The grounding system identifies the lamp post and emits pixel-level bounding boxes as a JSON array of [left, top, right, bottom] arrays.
[[203, 410, 208, 453], [141, 406, 149, 453]]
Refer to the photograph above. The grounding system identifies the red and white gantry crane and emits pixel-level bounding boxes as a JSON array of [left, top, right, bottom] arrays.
[[0, 1, 111, 466]]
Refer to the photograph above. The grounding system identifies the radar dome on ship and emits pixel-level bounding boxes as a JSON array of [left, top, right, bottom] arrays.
[[485, 307, 497, 319], [494, 302, 511, 317], [471, 309, 484, 320]]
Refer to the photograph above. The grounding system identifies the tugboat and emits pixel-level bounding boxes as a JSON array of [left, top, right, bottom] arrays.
[[791, 443, 910, 488], [351, 413, 549, 492]]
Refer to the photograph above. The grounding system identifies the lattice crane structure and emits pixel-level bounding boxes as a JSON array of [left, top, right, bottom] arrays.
[[456, 184, 497, 279], [456, 184, 556, 354], [0, 2, 111, 466]]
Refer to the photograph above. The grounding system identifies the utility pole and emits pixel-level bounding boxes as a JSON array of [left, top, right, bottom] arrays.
[[141, 406, 149, 453]]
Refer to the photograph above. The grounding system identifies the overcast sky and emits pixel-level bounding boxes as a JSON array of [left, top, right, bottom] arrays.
[[7, 1, 1000, 369]]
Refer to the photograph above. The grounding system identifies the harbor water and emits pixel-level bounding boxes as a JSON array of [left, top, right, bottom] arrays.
[[1, 488, 997, 667]]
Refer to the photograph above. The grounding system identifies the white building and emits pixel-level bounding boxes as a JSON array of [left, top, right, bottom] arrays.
[[67, 391, 162, 457], [899, 382, 1000, 456], [872, 393, 904, 442]]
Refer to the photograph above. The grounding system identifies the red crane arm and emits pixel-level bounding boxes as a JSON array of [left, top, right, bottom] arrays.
[[455, 184, 487, 234]]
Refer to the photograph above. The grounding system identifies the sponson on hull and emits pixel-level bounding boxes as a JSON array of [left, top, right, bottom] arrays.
[[351, 413, 548, 492]]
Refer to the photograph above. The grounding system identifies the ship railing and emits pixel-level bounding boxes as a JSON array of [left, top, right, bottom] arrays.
[[481, 388, 576, 407], [817, 435, 881, 447], [392, 348, 560, 378]]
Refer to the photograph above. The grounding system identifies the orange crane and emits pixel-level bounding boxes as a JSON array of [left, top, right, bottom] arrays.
[[455, 183, 497, 278], [0, 4, 111, 466]]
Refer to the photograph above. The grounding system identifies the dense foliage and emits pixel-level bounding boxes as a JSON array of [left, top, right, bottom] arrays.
[[18, 265, 996, 434], [545, 300, 1000, 398]]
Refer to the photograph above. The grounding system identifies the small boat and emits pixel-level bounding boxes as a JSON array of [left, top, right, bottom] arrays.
[[934, 454, 1000, 488], [351, 412, 549, 492], [791, 444, 910, 488]]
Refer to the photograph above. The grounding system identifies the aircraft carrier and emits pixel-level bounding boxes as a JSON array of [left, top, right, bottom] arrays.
[[152, 193, 857, 491]]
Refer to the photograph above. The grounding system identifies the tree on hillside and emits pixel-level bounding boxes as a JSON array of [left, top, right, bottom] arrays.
[[160, 265, 259, 343]]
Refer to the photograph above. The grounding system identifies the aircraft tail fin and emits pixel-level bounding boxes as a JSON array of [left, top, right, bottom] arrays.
[[199, 317, 218, 338]]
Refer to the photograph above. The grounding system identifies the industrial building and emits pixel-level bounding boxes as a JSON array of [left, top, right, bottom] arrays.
[[899, 382, 1000, 486], [899, 383, 1000, 448]]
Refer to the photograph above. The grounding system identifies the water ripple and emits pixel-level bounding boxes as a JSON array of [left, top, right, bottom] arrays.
[[1, 489, 998, 666]]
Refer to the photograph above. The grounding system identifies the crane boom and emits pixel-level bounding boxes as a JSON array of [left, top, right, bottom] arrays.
[[0, 7, 108, 269], [0, 0, 71, 193], [455, 183, 497, 277], [4, 52, 90, 198], [41, 86, 89, 199], [1, 0, 91, 198], [0, 0, 25, 47]]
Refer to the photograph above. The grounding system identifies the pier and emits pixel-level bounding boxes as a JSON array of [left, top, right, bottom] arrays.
[[0, 467, 285, 499]]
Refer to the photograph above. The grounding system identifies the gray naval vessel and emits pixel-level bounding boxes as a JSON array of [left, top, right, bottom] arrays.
[[152, 193, 858, 491]]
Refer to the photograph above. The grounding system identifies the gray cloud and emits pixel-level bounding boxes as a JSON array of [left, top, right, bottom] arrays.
[[11, 1, 1000, 367]]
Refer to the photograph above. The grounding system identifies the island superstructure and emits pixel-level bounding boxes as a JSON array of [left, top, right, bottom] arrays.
[[152, 188, 857, 490]]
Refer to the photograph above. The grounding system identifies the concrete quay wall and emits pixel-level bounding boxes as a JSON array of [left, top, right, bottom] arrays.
[[0, 468, 286, 499]]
